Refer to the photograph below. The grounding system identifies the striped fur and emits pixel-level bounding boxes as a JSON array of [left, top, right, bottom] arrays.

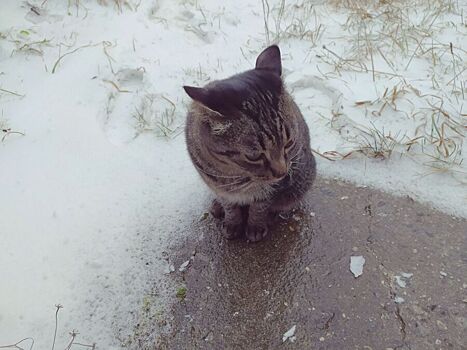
[[184, 45, 316, 241]]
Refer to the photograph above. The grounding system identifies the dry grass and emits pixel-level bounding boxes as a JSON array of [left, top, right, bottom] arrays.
[[0, 305, 95, 350], [182, 65, 211, 85], [40, 0, 142, 13], [96, 0, 141, 12], [132, 94, 180, 138], [261, 0, 324, 45], [0, 115, 25, 143], [1, 28, 52, 57], [300, 0, 466, 179], [353, 125, 403, 159]]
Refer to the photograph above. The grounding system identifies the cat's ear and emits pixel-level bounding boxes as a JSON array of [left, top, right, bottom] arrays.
[[183, 86, 209, 105], [255, 45, 282, 76], [183, 85, 226, 116]]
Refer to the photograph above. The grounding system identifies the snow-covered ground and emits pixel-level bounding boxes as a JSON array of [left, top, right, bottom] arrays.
[[0, 0, 465, 348]]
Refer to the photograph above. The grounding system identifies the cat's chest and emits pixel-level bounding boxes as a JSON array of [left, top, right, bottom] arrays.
[[216, 182, 274, 204]]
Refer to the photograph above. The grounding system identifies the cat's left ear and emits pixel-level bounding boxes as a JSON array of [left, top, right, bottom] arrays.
[[255, 45, 282, 76], [183, 86, 209, 105], [183, 85, 226, 116]]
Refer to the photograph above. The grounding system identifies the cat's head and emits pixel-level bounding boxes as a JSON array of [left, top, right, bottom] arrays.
[[184, 45, 301, 183]]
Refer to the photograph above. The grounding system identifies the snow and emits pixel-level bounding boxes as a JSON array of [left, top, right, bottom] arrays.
[[0, 0, 465, 348]]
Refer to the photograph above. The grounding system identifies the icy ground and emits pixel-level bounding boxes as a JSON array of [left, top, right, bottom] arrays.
[[0, 0, 465, 348]]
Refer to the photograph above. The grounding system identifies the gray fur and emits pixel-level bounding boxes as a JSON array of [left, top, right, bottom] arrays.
[[184, 45, 316, 242]]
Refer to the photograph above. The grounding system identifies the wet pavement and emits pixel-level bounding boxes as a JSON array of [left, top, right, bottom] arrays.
[[157, 178, 466, 350]]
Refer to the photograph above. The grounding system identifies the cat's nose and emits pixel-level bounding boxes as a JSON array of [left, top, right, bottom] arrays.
[[270, 161, 288, 180]]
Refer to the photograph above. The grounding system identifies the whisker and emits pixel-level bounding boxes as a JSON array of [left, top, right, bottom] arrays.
[[291, 152, 302, 161], [217, 178, 249, 188], [287, 167, 294, 180]]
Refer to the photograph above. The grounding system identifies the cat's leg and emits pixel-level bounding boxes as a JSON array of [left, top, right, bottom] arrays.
[[209, 198, 224, 219], [246, 202, 270, 242], [222, 202, 245, 240]]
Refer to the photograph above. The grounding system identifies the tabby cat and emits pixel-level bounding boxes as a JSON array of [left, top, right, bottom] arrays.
[[184, 45, 316, 242]]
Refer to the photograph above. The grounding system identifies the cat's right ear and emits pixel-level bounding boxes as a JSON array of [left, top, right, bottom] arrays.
[[183, 86, 224, 116], [255, 45, 282, 76]]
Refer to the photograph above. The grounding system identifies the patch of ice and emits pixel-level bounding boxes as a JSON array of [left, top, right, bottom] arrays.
[[395, 272, 414, 288], [282, 325, 297, 342], [394, 276, 406, 288], [395, 296, 405, 304], [350, 256, 365, 278], [164, 264, 176, 275], [179, 260, 191, 272]]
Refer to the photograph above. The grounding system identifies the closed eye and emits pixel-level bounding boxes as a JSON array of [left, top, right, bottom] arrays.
[[245, 153, 264, 163], [216, 150, 240, 157]]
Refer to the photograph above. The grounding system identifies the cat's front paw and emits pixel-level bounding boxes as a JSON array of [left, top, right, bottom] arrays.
[[210, 199, 224, 219], [222, 222, 244, 240], [246, 224, 269, 242]]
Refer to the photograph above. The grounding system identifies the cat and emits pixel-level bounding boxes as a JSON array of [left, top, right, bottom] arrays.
[[184, 45, 316, 242]]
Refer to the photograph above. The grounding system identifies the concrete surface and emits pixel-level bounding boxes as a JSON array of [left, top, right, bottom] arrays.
[[157, 177, 466, 350]]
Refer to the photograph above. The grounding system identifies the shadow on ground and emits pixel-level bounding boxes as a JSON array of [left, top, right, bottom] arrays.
[[158, 178, 466, 350]]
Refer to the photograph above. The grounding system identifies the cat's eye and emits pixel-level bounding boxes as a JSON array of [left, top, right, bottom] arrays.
[[245, 153, 263, 163]]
